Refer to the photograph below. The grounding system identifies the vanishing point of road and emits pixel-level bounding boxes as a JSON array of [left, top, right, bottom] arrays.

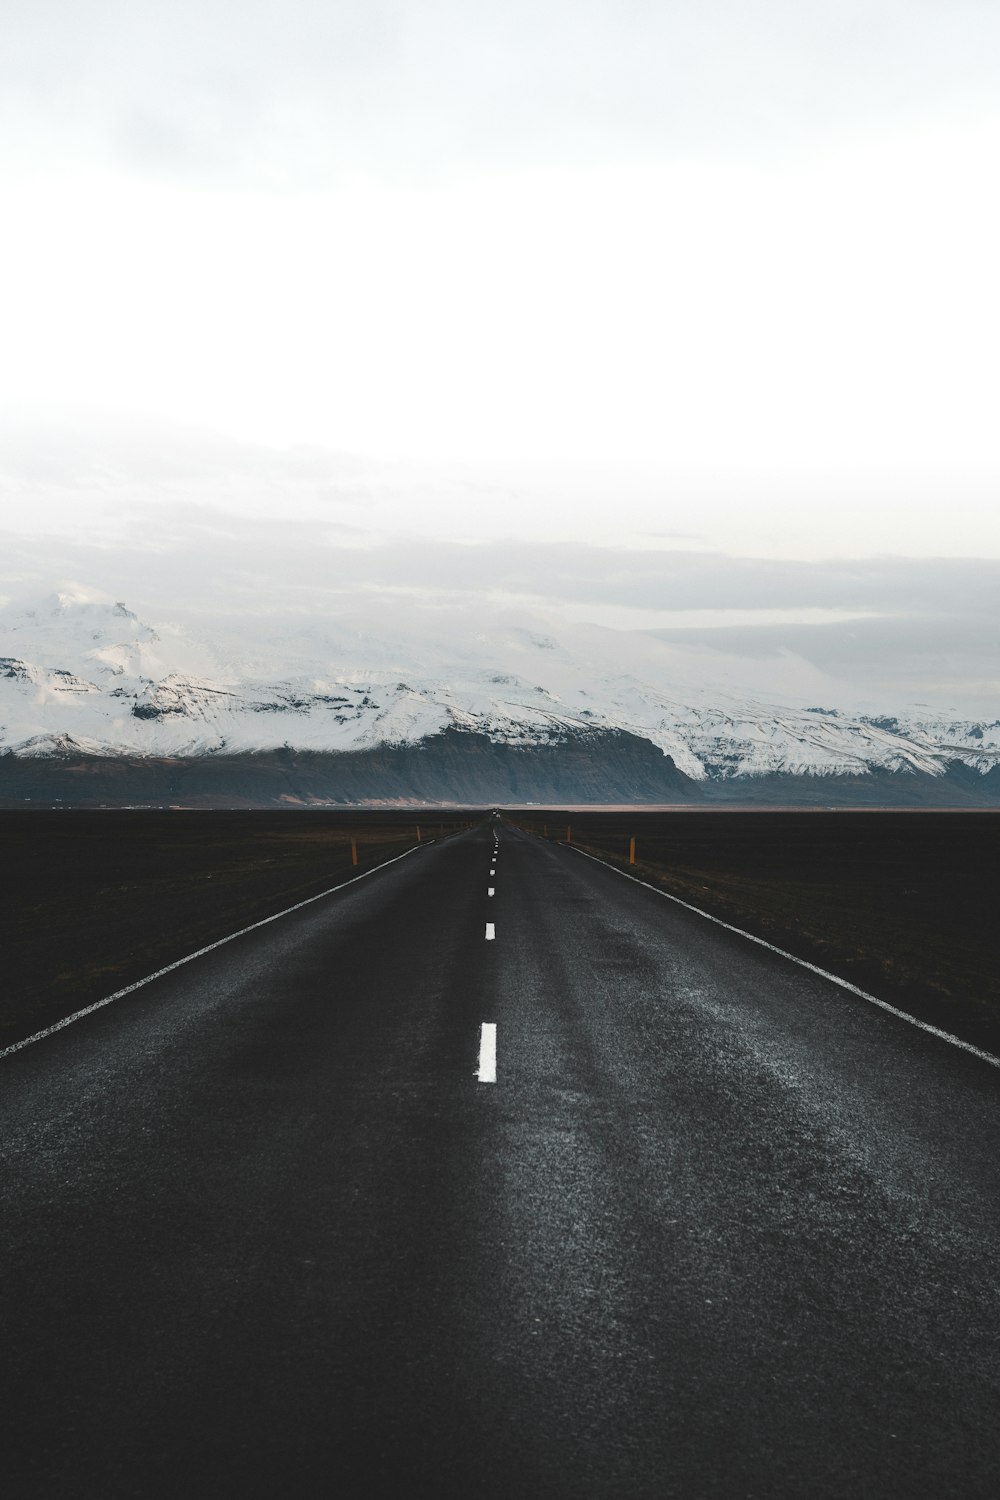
[[2, 821, 999, 1498]]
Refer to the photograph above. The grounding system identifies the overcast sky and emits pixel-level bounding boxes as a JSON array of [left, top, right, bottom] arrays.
[[2, 2, 999, 709]]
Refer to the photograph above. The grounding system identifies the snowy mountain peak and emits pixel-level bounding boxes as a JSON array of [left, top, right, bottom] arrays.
[[1, 588, 998, 784]]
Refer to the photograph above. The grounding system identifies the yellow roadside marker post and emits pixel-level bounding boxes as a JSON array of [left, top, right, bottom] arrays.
[[629, 836, 636, 866], [351, 837, 358, 867]]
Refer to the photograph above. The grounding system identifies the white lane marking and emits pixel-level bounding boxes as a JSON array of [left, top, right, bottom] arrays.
[[485, 922, 496, 941], [478, 1022, 497, 1082], [490, 868, 495, 876], [0, 841, 431, 1063], [565, 843, 1000, 1071], [488, 887, 495, 897]]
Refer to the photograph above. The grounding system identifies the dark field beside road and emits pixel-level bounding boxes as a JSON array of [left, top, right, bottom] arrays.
[[512, 809, 1000, 1054], [0, 810, 474, 1048]]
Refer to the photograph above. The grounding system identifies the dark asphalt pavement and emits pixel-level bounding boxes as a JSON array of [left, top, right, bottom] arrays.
[[2, 820, 1000, 1498]]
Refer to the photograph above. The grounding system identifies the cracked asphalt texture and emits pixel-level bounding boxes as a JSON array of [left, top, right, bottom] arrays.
[[2, 819, 1000, 1497]]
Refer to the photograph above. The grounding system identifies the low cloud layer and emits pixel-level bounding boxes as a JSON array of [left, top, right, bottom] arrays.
[[2, 485, 998, 715]]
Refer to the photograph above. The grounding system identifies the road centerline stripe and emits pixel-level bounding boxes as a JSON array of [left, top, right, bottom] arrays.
[[485, 922, 496, 940], [477, 1022, 497, 1083]]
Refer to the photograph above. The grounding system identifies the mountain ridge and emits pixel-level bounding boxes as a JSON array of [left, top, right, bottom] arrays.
[[2, 588, 999, 804]]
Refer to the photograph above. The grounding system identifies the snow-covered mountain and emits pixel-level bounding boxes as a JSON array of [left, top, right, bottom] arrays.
[[1, 587, 998, 795]]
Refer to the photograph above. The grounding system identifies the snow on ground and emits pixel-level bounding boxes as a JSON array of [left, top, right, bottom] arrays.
[[1, 587, 998, 780]]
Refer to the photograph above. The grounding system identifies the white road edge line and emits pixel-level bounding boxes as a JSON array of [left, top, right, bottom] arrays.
[[477, 1022, 497, 1082], [0, 840, 432, 1063], [485, 922, 496, 940], [564, 841, 1000, 1072]]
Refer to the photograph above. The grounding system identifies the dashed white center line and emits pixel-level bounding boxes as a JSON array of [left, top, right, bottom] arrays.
[[485, 922, 495, 940], [477, 1023, 497, 1083], [490, 867, 495, 876], [488, 887, 495, 896]]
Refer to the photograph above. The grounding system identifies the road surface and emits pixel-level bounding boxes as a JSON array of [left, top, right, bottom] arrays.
[[2, 820, 1000, 1497]]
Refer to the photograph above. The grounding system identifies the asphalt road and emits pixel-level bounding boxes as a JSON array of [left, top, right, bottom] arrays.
[[3, 819, 1000, 1498]]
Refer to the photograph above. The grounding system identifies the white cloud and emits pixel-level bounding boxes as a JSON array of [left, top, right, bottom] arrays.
[[3, 118, 999, 488], [2, 0, 999, 714], [2, 419, 1000, 564], [5, 2, 1000, 183]]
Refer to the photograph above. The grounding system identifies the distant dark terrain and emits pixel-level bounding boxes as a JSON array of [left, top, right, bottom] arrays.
[[0, 810, 473, 1048], [512, 809, 1000, 1055], [0, 729, 693, 807], [2, 727, 999, 806]]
